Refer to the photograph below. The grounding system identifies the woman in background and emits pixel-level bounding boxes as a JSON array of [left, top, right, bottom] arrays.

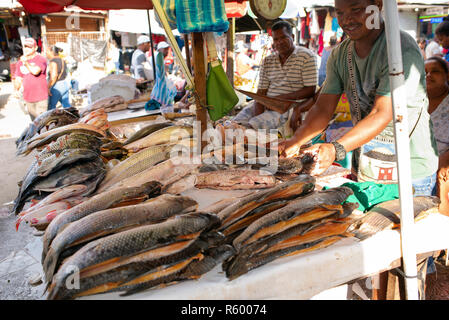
[[425, 56, 449, 215], [47, 46, 71, 110]]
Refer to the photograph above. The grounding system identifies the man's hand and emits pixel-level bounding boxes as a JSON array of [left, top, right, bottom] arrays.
[[290, 106, 303, 132], [48, 88, 52, 96], [136, 78, 146, 84], [300, 143, 336, 176], [279, 138, 302, 158], [20, 55, 28, 63]]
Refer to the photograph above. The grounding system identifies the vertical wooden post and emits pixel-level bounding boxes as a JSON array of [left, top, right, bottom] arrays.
[[183, 34, 192, 74], [192, 32, 208, 152], [226, 17, 235, 84]]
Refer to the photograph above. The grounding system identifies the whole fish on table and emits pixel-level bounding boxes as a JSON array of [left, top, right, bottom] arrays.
[[16, 107, 79, 149], [217, 175, 316, 231], [97, 145, 174, 193], [43, 194, 198, 281], [17, 185, 87, 218], [41, 181, 162, 261], [18, 123, 106, 156], [124, 125, 193, 153], [349, 196, 440, 240], [37, 149, 100, 177], [195, 169, 277, 190], [104, 157, 200, 192], [12, 158, 106, 214], [46, 212, 220, 299], [224, 219, 355, 280], [123, 122, 174, 145], [47, 237, 210, 299], [16, 201, 73, 231], [232, 186, 354, 251]]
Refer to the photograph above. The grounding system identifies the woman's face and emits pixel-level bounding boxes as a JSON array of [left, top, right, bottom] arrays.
[[425, 60, 449, 93]]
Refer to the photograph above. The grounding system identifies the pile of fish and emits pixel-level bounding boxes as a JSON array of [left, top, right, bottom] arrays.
[[13, 131, 107, 220], [16, 107, 80, 154], [80, 95, 127, 116], [215, 179, 358, 280], [78, 108, 110, 132], [41, 189, 235, 299]]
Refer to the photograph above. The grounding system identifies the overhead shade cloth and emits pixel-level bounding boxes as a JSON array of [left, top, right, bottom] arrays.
[[108, 9, 180, 35], [18, 0, 64, 14], [47, 0, 247, 11]]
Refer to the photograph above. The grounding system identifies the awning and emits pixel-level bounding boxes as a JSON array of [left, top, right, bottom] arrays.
[[108, 9, 180, 36], [18, 0, 64, 14]]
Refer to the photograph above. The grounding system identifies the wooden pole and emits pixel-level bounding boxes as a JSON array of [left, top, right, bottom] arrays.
[[183, 34, 192, 74], [226, 17, 235, 84], [192, 32, 208, 152], [147, 10, 157, 81]]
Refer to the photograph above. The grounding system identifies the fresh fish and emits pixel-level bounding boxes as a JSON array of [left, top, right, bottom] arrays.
[[106, 159, 121, 170], [164, 174, 197, 194], [101, 141, 124, 151], [18, 184, 87, 218], [37, 149, 100, 177], [104, 157, 200, 192], [16, 201, 73, 231], [194, 169, 277, 190], [43, 194, 198, 281], [16, 107, 79, 149], [101, 149, 128, 160], [202, 198, 239, 214], [13, 158, 106, 214], [46, 212, 220, 299], [124, 125, 193, 153], [98, 144, 174, 192], [123, 122, 174, 145], [218, 175, 316, 230], [225, 235, 347, 280], [235, 202, 359, 260], [41, 181, 162, 261], [18, 124, 106, 156], [349, 196, 440, 240], [48, 238, 209, 299], [29, 209, 69, 231], [97, 145, 174, 193], [232, 186, 354, 251], [180, 245, 236, 280]]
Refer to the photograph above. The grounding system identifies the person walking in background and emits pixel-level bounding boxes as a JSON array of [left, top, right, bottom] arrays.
[[147, 41, 177, 112], [131, 35, 152, 83], [318, 36, 338, 87], [47, 46, 71, 110], [13, 38, 48, 121], [417, 38, 427, 59]]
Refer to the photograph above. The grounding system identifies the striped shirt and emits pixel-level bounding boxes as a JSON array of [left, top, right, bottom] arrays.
[[258, 46, 318, 98]]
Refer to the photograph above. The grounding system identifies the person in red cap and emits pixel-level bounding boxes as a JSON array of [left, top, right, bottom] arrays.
[[14, 37, 48, 120]]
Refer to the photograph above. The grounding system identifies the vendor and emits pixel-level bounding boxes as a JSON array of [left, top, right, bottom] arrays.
[[131, 35, 151, 83], [47, 46, 71, 110], [233, 20, 317, 131], [425, 56, 449, 213], [280, 0, 439, 196]]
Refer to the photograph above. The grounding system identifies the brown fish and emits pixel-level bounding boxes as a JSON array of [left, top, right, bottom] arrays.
[[195, 169, 277, 190], [42, 181, 162, 261], [350, 196, 440, 240], [46, 212, 220, 299], [43, 194, 198, 281]]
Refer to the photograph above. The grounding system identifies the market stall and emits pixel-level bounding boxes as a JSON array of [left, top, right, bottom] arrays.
[[10, 0, 449, 301]]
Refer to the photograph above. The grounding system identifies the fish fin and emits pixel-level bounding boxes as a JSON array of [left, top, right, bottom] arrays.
[[43, 248, 58, 283]]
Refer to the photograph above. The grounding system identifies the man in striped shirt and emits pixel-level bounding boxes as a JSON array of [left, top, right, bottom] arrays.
[[233, 20, 318, 131]]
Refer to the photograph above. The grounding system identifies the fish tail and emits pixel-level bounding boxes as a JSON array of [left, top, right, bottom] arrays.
[[43, 248, 58, 283], [15, 217, 22, 231]]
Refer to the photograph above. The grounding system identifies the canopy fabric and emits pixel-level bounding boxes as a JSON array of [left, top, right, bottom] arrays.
[[18, 0, 64, 14], [46, 0, 247, 11], [108, 9, 180, 36]]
